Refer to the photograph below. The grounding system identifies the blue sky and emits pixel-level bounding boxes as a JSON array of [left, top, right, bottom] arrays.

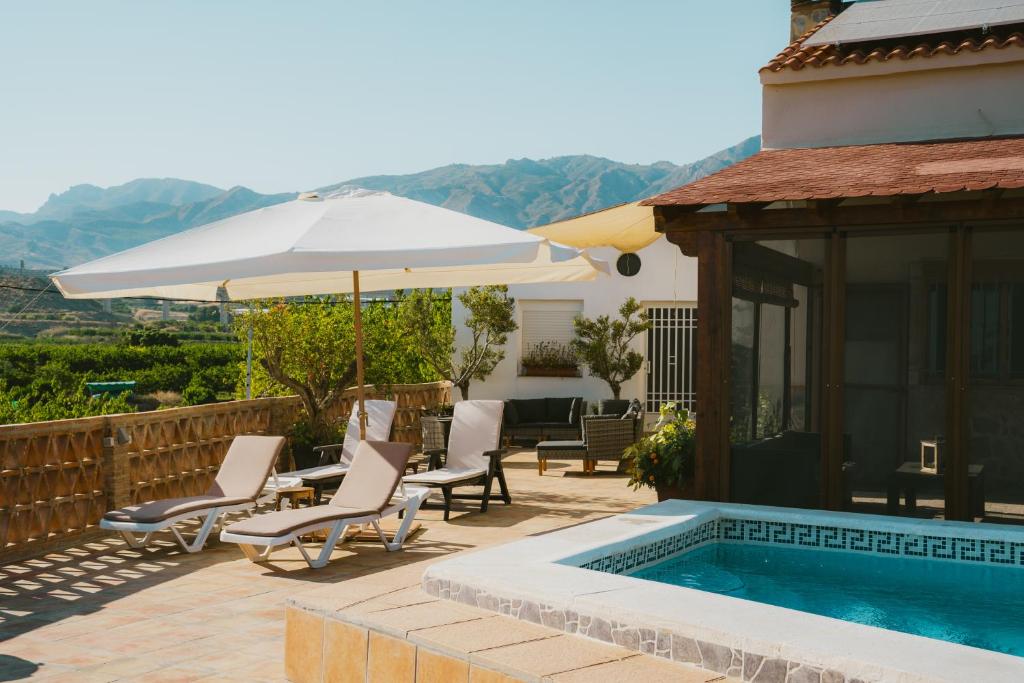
[[0, 1, 789, 213]]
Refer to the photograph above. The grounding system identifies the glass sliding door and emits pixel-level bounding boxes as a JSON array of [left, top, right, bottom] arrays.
[[845, 232, 947, 519], [729, 239, 824, 508], [968, 230, 1024, 524]]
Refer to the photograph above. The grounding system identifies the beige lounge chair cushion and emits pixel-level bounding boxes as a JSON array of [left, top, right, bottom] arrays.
[[105, 435, 285, 524], [104, 495, 252, 524], [225, 441, 413, 538], [403, 467, 486, 486], [329, 440, 412, 510], [288, 463, 349, 481], [209, 435, 285, 498], [223, 504, 378, 537]]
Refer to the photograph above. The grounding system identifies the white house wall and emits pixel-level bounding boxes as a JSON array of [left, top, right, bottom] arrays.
[[451, 236, 697, 407], [763, 57, 1024, 149]]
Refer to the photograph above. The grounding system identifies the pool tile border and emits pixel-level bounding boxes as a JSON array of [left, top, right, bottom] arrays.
[[571, 516, 1024, 578]]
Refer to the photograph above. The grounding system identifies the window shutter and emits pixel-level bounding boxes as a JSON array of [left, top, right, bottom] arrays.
[[521, 301, 583, 355]]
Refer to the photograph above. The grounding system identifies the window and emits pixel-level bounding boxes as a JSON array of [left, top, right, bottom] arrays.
[[927, 279, 1024, 381], [519, 300, 583, 368]]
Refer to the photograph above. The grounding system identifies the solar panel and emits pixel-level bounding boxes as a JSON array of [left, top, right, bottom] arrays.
[[804, 0, 1024, 47]]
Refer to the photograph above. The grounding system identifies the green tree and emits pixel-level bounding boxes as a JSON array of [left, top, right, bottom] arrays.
[[399, 286, 516, 400], [233, 298, 357, 439], [571, 297, 652, 399]]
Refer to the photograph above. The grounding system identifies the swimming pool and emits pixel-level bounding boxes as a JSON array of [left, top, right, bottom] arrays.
[[424, 500, 1024, 682], [633, 541, 1024, 656]]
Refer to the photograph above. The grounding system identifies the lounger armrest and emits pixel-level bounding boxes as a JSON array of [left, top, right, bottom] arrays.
[[313, 443, 344, 466], [484, 449, 506, 473], [424, 448, 447, 470]]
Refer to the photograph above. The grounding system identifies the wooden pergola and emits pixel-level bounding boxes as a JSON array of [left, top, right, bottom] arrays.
[[644, 137, 1024, 521]]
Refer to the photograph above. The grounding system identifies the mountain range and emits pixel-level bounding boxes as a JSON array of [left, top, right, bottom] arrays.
[[0, 136, 759, 270]]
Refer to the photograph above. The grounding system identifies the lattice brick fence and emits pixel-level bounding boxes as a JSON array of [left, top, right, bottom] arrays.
[[112, 400, 275, 506], [0, 417, 107, 559], [0, 381, 450, 561]]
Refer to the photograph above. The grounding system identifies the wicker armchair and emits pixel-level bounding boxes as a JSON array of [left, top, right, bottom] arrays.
[[582, 414, 642, 470], [537, 413, 642, 475]]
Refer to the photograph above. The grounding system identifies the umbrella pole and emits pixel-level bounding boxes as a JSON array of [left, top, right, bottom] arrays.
[[352, 271, 367, 440]]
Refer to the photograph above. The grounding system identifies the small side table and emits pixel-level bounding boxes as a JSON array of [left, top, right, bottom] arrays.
[[275, 485, 315, 511], [886, 462, 985, 517]]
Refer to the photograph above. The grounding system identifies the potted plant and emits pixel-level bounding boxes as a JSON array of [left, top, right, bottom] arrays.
[[622, 403, 696, 501], [570, 298, 651, 399], [520, 341, 579, 377]]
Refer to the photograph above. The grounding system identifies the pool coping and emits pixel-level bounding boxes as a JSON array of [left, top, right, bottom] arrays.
[[421, 500, 1024, 683]]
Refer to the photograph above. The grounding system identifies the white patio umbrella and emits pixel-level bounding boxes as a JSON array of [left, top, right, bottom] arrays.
[[51, 188, 606, 437]]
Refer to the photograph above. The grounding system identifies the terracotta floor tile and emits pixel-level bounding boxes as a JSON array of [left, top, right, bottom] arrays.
[[1, 449, 660, 683]]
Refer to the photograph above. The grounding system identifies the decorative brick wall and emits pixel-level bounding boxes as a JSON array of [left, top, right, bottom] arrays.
[[0, 381, 450, 562]]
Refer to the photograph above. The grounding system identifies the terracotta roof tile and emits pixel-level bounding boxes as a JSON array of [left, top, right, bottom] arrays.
[[642, 137, 1024, 207], [762, 16, 1024, 73]]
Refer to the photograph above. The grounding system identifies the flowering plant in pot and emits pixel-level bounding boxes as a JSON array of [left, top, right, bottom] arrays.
[[623, 403, 695, 501], [520, 341, 579, 377]]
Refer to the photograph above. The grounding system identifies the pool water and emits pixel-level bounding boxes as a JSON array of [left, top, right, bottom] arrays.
[[632, 542, 1024, 656]]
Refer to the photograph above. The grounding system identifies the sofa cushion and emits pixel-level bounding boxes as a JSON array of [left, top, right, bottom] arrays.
[[503, 400, 520, 426], [515, 398, 548, 424], [569, 397, 584, 425], [545, 398, 574, 424], [598, 399, 631, 417]]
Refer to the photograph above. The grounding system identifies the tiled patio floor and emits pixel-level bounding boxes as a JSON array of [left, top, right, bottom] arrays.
[[0, 449, 657, 682]]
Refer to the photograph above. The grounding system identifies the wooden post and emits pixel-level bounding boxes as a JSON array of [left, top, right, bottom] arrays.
[[694, 230, 731, 501], [822, 231, 846, 510], [945, 226, 971, 521], [352, 271, 367, 440]]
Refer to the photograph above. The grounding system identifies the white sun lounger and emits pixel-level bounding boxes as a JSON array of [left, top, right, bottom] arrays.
[[100, 435, 284, 553], [262, 400, 397, 500], [403, 400, 510, 520], [220, 440, 430, 569]]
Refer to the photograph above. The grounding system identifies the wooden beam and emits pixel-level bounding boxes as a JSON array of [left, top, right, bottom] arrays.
[[945, 226, 972, 521], [665, 230, 698, 257], [658, 196, 1024, 234], [694, 230, 731, 502], [822, 232, 846, 511]]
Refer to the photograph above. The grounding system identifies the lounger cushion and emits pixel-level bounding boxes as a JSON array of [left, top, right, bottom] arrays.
[[403, 467, 486, 485], [104, 495, 252, 524], [210, 435, 286, 498], [224, 505, 379, 537], [330, 441, 412, 510], [289, 463, 349, 482], [445, 400, 504, 471]]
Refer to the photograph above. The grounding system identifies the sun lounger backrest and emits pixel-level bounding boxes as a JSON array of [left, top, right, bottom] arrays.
[[446, 400, 504, 471], [330, 440, 412, 511], [340, 400, 397, 465], [208, 435, 285, 499]]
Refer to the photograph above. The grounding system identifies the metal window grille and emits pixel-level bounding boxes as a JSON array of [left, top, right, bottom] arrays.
[[645, 306, 697, 414]]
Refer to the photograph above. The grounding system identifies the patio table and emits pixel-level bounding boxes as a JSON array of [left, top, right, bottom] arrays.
[[886, 461, 985, 517]]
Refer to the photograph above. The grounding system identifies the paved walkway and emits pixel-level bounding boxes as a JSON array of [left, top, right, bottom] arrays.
[[0, 450, 657, 682]]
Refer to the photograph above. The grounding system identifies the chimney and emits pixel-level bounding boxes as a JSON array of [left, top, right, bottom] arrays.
[[790, 0, 840, 42]]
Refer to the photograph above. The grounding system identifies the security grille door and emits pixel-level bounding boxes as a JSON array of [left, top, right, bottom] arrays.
[[646, 306, 697, 414]]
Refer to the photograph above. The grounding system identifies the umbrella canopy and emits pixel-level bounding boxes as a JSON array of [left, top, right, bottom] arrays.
[[51, 188, 607, 437], [527, 201, 660, 253], [52, 188, 602, 301]]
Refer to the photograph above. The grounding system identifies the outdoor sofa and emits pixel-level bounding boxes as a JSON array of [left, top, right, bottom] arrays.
[[502, 396, 584, 444]]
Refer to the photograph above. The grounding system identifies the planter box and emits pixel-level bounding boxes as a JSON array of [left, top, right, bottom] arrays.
[[520, 366, 580, 378]]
